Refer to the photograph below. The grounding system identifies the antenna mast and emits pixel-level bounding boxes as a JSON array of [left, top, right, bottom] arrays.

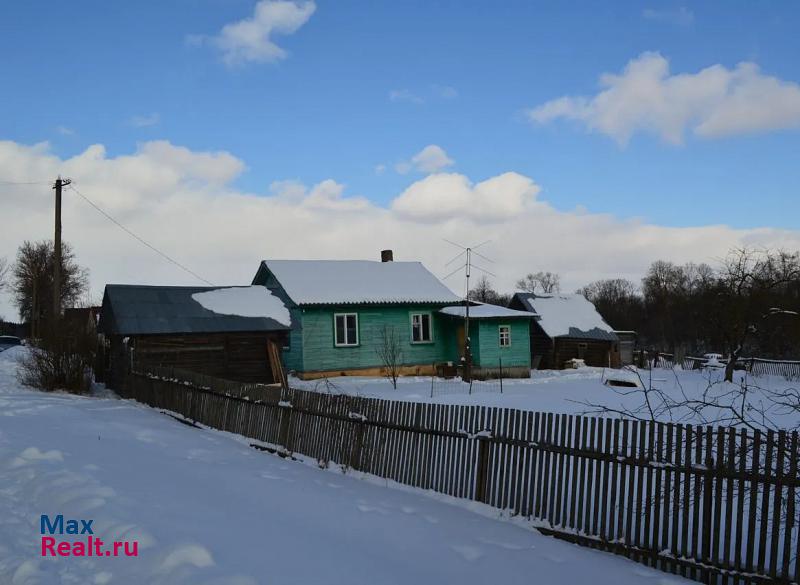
[[442, 239, 495, 384]]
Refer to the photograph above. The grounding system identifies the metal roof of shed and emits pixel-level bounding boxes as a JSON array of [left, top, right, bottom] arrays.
[[99, 284, 290, 336], [511, 292, 618, 342]]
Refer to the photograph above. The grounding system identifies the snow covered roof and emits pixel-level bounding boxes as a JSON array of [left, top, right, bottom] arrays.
[[511, 293, 617, 341], [99, 285, 290, 336], [191, 286, 291, 327], [255, 260, 461, 306], [440, 303, 537, 319]]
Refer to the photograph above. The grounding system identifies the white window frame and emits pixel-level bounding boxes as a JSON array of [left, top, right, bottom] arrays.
[[499, 324, 511, 347], [334, 313, 359, 347], [410, 312, 433, 344]]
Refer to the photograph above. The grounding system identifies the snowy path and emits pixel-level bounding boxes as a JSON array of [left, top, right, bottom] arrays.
[[0, 349, 686, 585]]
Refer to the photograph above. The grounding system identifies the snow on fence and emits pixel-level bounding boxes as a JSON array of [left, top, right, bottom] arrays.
[[125, 365, 800, 585]]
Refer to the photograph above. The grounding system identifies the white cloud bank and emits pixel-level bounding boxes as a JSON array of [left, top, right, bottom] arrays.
[[1, 139, 799, 319], [205, 0, 315, 66], [528, 52, 800, 145]]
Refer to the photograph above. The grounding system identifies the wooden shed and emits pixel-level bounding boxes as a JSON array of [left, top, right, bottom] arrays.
[[509, 292, 620, 369], [98, 284, 290, 389]]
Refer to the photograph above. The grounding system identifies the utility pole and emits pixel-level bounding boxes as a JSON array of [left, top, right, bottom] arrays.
[[53, 176, 71, 336]]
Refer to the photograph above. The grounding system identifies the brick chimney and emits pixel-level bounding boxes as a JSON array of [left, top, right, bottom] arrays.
[[381, 249, 393, 262]]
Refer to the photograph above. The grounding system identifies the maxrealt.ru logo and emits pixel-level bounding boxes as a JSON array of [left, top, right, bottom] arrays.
[[40, 515, 139, 557]]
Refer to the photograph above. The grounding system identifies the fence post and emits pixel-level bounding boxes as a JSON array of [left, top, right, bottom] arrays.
[[475, 436, 491, 503], [350, 413, 365, 471], [278, 400, 293, 454], [499, 357, 503, 394], [430, 362, 435, 398]]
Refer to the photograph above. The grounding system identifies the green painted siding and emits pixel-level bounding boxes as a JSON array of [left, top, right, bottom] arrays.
[[298, 305, 453, 372], [282, 308, 305, 372], [474, 319, 531, 369]]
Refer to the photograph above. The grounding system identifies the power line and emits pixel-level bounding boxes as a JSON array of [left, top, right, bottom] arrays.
[[67, 183, 214, 286], [0, 179, 52, 186]]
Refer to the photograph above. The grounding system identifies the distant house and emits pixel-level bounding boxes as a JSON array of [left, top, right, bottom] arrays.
[[98, 284, 290, 388], [251, 253, 533, 379], [509, 293, 619, 369]]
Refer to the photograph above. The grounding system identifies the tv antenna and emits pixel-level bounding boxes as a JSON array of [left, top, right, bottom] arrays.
[[441, 239, 495, 383]]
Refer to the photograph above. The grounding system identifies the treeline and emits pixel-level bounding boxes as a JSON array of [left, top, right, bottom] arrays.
[[470, 248, 800, 360]]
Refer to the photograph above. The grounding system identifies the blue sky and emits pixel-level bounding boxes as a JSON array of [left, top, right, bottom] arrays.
[[2, 1, 799, 230]]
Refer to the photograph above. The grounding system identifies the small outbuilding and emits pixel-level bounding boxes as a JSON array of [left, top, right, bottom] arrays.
[[508, 293, 619, 369], [438, 303, 536, 379], [98, 284, 290, 389]]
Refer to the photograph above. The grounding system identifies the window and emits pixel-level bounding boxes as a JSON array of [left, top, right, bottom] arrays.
[[334, 313, 358, 346], [499, 325, 511, 347], [411, 313, 432, 343]]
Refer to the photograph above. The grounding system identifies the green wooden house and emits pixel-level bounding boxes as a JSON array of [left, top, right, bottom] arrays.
[[251, 255, 534, 379]]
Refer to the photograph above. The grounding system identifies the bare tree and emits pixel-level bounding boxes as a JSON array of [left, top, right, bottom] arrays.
[[376, 325, 403, 389], [0, 256, 9, 291], [516, 271, 561, 294], [12, 240, 89, 327], [468, 275, 511, 305], [716, 248, 800, 381]]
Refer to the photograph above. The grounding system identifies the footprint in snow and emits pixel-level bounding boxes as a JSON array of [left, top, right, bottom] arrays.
[[356, 503, 389, 515], [423, 515, 439, 524], [400, 506, 416, 514], [450, 544, 484, 562], [477, 537, 530, 551]]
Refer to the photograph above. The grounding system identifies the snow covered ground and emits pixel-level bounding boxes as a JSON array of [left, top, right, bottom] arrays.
[[290, 366, 800, 429], [0, 347, 689, 584]]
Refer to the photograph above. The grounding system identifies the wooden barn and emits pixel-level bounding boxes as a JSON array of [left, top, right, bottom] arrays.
[[98, 284, 290, 389], [508, 292, 620, 369]]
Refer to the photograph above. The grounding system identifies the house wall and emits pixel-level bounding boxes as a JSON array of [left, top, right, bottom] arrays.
[[131, 332, 281, 384], [553, 338, 615, 368], [296, 305, 453, 375], [475, 319, 531, 369]]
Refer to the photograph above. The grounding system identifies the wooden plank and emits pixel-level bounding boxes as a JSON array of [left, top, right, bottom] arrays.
[[757, 430, 775, 575], [661, 422, 674, 574], [651, 422, 664, 570], [782, 432, 797, 581], [746, 430, 761, 577], [769, 430, 785, 578], [625, 420, 638, 548], [568, 415, 581, 530], [609, 419, 620, 543], [554, 413, 568, 526], [592, 417, 604, 537], [712, 427, 725, 568], [598, 417, 610, 540]]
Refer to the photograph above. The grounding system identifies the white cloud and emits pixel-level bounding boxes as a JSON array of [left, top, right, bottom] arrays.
[[527, 52, 800, 145], [391, 172, 539, 222], [1, 138, 799, 319], [642, 7, 694, 26], [128, 113, 160, 128], [208, 0, 315, 67], [374, 164, 386, 175], [389, 89, 424, 104], [432, 85, 459, 99], [56, 126, 74, 136], [395, 145, 454, 175]]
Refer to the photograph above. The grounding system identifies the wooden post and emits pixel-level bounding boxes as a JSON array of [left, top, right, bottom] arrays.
[[475, 437, 490, 503], [499, 357, 503, 394], [52, 177, 70, 337]]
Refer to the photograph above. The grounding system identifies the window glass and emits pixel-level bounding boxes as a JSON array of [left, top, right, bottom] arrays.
[[411, 313, 432, 342], [499, 325, 511, 347], [335, 314, 358, 345]]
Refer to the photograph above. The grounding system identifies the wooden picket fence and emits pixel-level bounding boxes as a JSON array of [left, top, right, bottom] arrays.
[[635, 351, 800, 380], [125, 366, 800, 585]]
